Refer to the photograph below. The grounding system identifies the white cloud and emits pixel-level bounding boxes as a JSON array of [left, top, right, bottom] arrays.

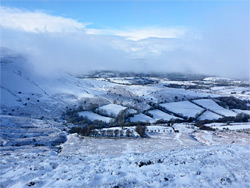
[[86, 27, 187, 41], [0, 6, 188, 58], [0, 7, 187, 41], [0, 7, 86, 32]]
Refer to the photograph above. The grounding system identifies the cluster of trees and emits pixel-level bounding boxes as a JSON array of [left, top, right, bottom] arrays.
[[216, 97, 249, 110], [62, 106, 90, 125], [111, 110, 127, 128], [69, 126, 95, 136], [194, 121, 215, 131], [135, 125, 147, 137], [62, 106, 109, 130], [69, 124, 147, 138], [63, 105, 147, 137], [214, 113, 250, 123]]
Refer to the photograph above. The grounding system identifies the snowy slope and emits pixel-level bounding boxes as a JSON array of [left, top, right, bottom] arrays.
[[198, 110, 222, 120], [0, 115, 66, 147], [78, 111, 112, 123], [127, 85, 213, 104], [0, 53, 116, 118], [160, 101, 204, 118], [130, 113, 154, 123], [98, 104, 126, 117], [193, 99, 237, 117], [148, 109, 180, 121]]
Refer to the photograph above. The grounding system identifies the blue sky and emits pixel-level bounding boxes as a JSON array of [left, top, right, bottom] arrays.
[[1, 1, 248, 30]]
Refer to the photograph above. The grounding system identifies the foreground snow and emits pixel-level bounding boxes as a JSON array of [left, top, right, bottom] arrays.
[[1, 115, 250, 188], [1, 142, 250, 188]]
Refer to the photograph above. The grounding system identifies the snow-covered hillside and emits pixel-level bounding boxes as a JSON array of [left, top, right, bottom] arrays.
[[0, 51, 116, 118], [0, 115, 67, 147], [160, 101, 204, 118], [1, 50, 250, 188], [193, 99, 237, 117], [1, 50, 248, 121]]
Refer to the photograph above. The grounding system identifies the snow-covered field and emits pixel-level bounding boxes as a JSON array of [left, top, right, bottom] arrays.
[[130, 113, 154, 123], [198, 110, 222, 120], [78, 111, 112, 123], [205, 122, 250, 130], [213, 124, 250, 130], [98, 104, 126, 117], [193, 99, 237, 117], [209, 86, 250, 99], [148, 109, 180, 121], [160, 101, 204, 118]]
